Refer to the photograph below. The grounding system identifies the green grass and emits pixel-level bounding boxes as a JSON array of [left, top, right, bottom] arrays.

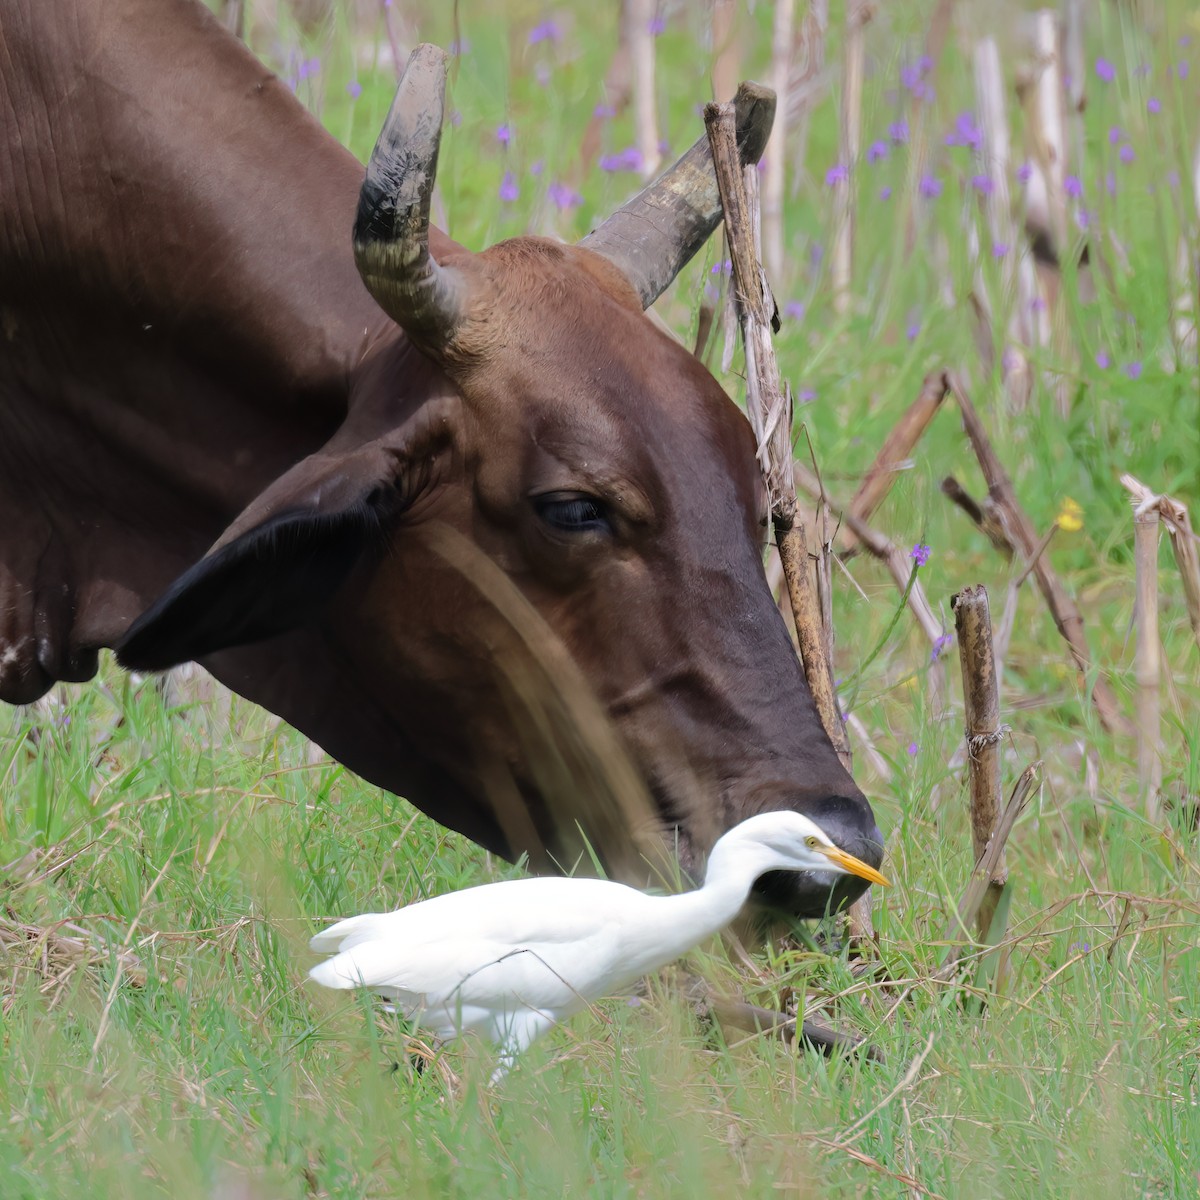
[[3, 1, 1200, 1196]]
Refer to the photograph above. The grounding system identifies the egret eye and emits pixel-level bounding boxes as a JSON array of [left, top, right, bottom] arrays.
[[805, 835, 819, 848], [534, 493, 613, 535]]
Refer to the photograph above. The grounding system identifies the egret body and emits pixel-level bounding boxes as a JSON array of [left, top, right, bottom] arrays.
[[309, 811, 888, 1076]]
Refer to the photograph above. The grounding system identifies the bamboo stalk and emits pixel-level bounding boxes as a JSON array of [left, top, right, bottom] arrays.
[[842, 370, 950, 556], [951, 585, 1006, 942], [629, 0, 661, 178], [763, 0, 795, 281], [948, 373, 1132, 735], [1133, 503, 1163, 821], [831, 0, 869, 315]]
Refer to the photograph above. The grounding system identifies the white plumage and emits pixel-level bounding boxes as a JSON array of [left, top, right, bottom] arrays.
[[309, 810, 888, 1078]]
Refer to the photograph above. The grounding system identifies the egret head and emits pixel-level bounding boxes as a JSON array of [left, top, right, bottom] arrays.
[[706, 810, 890, 895]]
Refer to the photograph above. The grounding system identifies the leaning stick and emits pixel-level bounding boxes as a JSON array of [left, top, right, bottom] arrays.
[[938, 761, 1040, 980], [842, 370, 950, 556], [708, 100, 875, 941], [951, 585, 1006, 943], [705, 101, 847, 766], [1132, 500, 1163, 821], [1121, 474, 1200, 654], [948, 373, 1132, 735]]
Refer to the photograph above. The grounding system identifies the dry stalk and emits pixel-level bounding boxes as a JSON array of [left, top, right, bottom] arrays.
[[577, 2, 634, 175], [711, 0, 741, 114], [785, 0, 829, 163], [707, 98, 882, 940], [831, 0, 870, 314], [938, 761, 1041, 980], [939, 476, 1013, 557], [763, 0, 796, 280], [842, 369, 950, 556], [629, 0, 661, 179], [948, 373, 1131, 735], [973, 36, 1035, 409], [1121, 474, 1200, 654], [1132, 501, 1163, 821], [951, 585, 1007, 942]]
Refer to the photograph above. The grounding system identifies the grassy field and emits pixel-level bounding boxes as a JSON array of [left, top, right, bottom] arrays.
[[4, 1, 1200, 1196]]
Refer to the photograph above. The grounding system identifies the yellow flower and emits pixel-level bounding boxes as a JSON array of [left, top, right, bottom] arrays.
[[1056, 497, 1084, 533]]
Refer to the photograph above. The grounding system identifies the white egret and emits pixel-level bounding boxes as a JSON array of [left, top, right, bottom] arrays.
[[308, 810, 888, 1078]]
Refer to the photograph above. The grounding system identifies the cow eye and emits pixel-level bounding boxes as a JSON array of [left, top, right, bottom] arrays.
[[534, 493, 613, 535]]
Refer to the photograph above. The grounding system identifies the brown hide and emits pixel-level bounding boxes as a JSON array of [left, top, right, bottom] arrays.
[[0, 0, 882, 914]]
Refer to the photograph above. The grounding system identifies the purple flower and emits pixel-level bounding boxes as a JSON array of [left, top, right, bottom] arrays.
[[530, 159, 544, 177], [888, 119, 909, 144], [866, 140, 888, 164], [297, 57, 320, 80], [449, 110, 463, 127], [783, 300, 806, 320], [825, 163, 849, 186], [1169, 170, 1181, 190], [346, 80, 362, 100], [528, 19, 561, 45], [648, 14, 666, 35], [1064, 174, 1083, 198], [992, 241, 1009, 259], [1095, 350, 1111, 369], [499, 171, 519, 202], [496, 123, 512, 146], [593, 102, 616, 119], [953, 111, 981, 150], [880, 185, 893, 200], [918, 174, 942, 198], [1109, 126, 1122, 145], [1125, 361, 1142, 380], [710, 259, 732, 277], [1148, 96, 1162, 114], [600, 146, 644, 173], [971, 174, 995, 194], [906, 319, 921, 341], [910, 542, 931, 567], [797, 387, 817, 403], [907, 742, 919, 757], [548, 180, 582, 209], [1017, 161, 1032, 184], [1119, 144, 1135, 164], [931, 633, 953, 662], [448, 38, 471, 55], [1106, 170, 1117, 195], [1178, 61, 1191, 79], [1095, 57, 1115, 83]]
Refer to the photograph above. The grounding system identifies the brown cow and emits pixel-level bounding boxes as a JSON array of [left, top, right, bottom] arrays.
[[0, 0, 882, 913]]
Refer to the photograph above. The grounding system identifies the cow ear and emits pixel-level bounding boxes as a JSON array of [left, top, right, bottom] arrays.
[[116, 447, 402, 671]]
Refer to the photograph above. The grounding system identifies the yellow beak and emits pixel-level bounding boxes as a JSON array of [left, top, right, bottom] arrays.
[[817, 845, 891, 887]]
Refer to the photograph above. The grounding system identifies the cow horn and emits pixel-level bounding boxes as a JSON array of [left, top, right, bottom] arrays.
[[579, 82, 776, 310], [353, 43, 471, 349]]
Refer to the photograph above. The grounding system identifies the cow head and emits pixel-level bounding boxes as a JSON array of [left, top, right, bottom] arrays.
[[118, 47, 882, 914]]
